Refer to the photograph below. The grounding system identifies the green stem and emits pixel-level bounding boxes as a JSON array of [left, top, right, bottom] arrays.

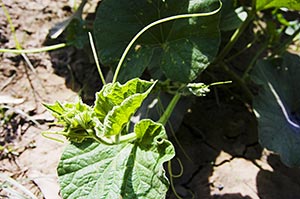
[[242, 41, 268, 80], [158, 92, 181, 126], [114, 134, 120, 143], [119, 133, 137, 143], [112, 4, 222, 83], [93, 136, 114, 145], [274, 27, 300, 56], [220, 62, 253, 101], [215, 10, 255, 63], [94, 133, 137, 145], [225, 36, 258, 62], [0, 43, 67, 54]]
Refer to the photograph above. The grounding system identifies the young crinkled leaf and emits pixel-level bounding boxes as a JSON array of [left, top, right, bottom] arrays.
[[44, 79, 156, 143], [57, 119, 175, 199], [94, 78, 155, 120], [94, 78, 156, 136], [44, 99, 96, 143]]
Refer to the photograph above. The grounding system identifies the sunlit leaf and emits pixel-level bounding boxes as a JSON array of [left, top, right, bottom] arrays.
[[256, 0, 300, 11], [58, 119, 175, 199], [94, 78, 156, 136]]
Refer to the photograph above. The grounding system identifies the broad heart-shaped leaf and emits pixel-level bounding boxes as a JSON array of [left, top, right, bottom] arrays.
[[256, 0, 300, 11], [94, 78, 156, 136], [94, 0, 221, 83], [57, 119, 175, 199], [251, 53, 300, 167]]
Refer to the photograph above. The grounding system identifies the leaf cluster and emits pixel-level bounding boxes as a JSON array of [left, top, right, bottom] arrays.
[[43, 0, 300, 198]]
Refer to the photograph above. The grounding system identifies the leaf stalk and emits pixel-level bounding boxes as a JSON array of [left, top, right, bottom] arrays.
[[158, 92, 181, 126], [214, 10, 255, 63]]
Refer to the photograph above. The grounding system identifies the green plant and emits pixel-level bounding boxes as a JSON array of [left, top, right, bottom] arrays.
[[2, 0, 297, 198], [43, 1, 228, 198], [89, 0, 300, 168]]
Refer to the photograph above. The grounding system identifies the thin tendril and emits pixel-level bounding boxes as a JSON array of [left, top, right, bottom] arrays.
[[168, 160, 183, 199], [0, 43, 67, 54], [41, 132, 65, 143], [88, 32, 106, 85], [112, 3, 222, 83]]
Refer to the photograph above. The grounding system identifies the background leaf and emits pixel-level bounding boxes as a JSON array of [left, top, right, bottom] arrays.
[[219, 0, 247, 31], [58, 120, 175, 199], [251, 53, 300, 167], [256, 0, 300, 11], [94, 0, 221, 83]]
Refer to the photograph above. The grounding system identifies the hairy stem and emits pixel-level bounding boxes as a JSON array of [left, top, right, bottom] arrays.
[[158, 92, 181, 126], [119, 133, 137, 143]]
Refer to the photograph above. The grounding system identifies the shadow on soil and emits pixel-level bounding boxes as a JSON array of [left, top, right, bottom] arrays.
[[47, 44, 104, 105], [256, 154, 300, 199], [166, 94, 300, 199]]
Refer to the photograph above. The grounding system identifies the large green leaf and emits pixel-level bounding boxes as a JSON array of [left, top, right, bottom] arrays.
[[251, 53, 300, 167], [94, 78, 156, 136], [58, 119, 175, 199], [256, 0, 300, 11], [94, 0, 221, 83], [219, 0, 247, 31]]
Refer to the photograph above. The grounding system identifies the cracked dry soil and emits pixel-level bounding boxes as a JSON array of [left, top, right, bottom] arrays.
[[1, 1, 300, 199]]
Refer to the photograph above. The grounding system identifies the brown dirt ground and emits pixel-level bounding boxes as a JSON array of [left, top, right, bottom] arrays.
[[1, 1, 300, 199]]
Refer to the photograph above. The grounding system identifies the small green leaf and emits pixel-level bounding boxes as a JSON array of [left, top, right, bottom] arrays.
[[94, 0, 221, 83], [44, 99, 95, 143], [251, 53, 300, 167], [58, 119, 175, 199], [256, 0, 300, 11], [43, 101, 65, 116]]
